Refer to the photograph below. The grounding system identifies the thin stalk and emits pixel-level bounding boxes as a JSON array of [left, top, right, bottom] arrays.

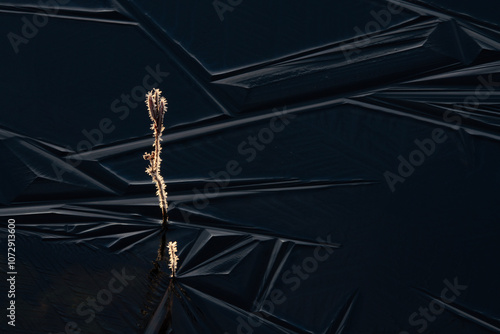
[[144, 89, 168, 228]]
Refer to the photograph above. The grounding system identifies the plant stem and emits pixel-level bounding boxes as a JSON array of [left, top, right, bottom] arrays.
[[144, 89, 168, 228]]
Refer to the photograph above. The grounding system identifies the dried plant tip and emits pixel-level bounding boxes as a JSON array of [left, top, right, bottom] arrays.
[[167, 241, 179, 277], [146, 89, 167, 129]]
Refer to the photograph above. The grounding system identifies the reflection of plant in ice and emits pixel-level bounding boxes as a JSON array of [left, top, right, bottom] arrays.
[[167, 241, 179, 277], [143, 88, 168, 227]]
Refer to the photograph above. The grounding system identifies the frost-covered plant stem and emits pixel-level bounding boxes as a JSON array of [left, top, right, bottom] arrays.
[[167, 241, 179, 277], [143, 88, 168, 227]]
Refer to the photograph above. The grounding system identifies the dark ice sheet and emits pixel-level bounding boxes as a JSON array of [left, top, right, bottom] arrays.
[[1, 0, 500, 333]]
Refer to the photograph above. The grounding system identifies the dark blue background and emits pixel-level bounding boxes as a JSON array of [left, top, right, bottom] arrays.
[[1, 0, 499, 333]]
